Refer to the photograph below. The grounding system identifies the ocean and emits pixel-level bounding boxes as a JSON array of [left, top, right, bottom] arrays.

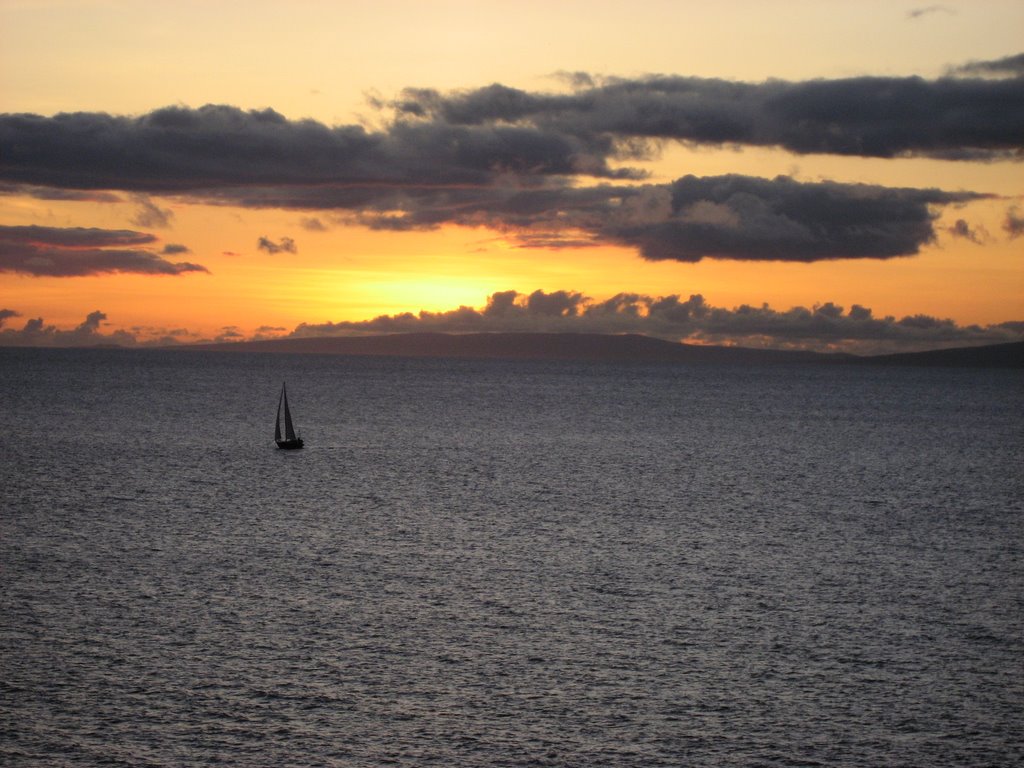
[[1, 347, 1021, 767]]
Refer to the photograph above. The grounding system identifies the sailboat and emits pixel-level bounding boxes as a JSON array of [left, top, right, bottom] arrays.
[[274, 382, 304, 449]]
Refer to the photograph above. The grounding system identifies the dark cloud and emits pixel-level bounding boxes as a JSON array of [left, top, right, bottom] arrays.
[[288, 288, 1024, 354], [605, 175, 984, 262], [0, 224, 208, 277], [2, 58, 1019, 205], [1004, 206, 1024, 238], [257, 235, 297, 254], [0, 308, 20, 326], [0, 106, 369, 191], [0, 58, 1016, 266], [247, 174, 979, 263], [130, 194, 174, 228], [161, 243, 191, 254], [395, 64, 1024, 161], [0, 104, 627, 196]]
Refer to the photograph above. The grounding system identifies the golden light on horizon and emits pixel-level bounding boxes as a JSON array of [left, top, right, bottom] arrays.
[[1, 1, 1022, 352]]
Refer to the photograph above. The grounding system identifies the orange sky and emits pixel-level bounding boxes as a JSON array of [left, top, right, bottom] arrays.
[[1, 1, 1022, 351]]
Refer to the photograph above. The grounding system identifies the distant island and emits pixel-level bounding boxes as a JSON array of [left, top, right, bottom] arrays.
[[182, 332, 1024, 368]]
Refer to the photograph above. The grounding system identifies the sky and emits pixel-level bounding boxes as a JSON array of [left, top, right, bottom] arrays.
[[1, 0, 1022, 353]]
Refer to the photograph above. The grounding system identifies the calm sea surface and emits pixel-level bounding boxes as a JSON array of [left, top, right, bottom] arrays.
[[1, 348, 1022, 767]]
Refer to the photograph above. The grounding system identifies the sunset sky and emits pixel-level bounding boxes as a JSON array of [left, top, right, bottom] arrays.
[[1, 0, 1022, 352]]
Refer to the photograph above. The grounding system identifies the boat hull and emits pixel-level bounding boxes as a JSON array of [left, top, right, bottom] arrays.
[[275, 438, 304, 450]]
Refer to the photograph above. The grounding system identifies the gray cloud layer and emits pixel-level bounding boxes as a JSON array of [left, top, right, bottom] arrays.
[[0, 224, 208, 276], [3, 59, 1020, 197], [0, 56, 1018, 264]]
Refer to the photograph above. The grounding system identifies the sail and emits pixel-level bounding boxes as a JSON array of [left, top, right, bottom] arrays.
[[282, 386, 297, 441], [275, 387, 284, 441], [274, 382, 303, 448]]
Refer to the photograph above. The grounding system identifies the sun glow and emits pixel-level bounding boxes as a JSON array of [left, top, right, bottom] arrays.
[[356, 276, 501, 316], [1, 2, 1022, 352]]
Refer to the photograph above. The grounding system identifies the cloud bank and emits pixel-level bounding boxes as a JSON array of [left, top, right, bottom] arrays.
[[1, 55, 1019, 264], [2, 290, 1020, 353], [0, 310, 137, 347], [289, 289, 1023, 354]]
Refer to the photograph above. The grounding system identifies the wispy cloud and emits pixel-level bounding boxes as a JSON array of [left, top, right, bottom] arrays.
[[0, 224, 208, 277], [299, 217, 328, 231], [948, 53, 1024, 77], [945, 218, 989, 244], [130, 193, 174, 228], [1005, 206, 1024, 238], [907, 5, 955, 20], [0, 183, 122, 203]]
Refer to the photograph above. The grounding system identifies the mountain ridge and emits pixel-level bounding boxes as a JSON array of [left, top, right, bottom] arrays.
[[181, 332, 1024, 368]]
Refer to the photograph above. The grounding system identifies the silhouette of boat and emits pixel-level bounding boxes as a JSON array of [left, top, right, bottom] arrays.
[[274, 382, 304, 449]]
